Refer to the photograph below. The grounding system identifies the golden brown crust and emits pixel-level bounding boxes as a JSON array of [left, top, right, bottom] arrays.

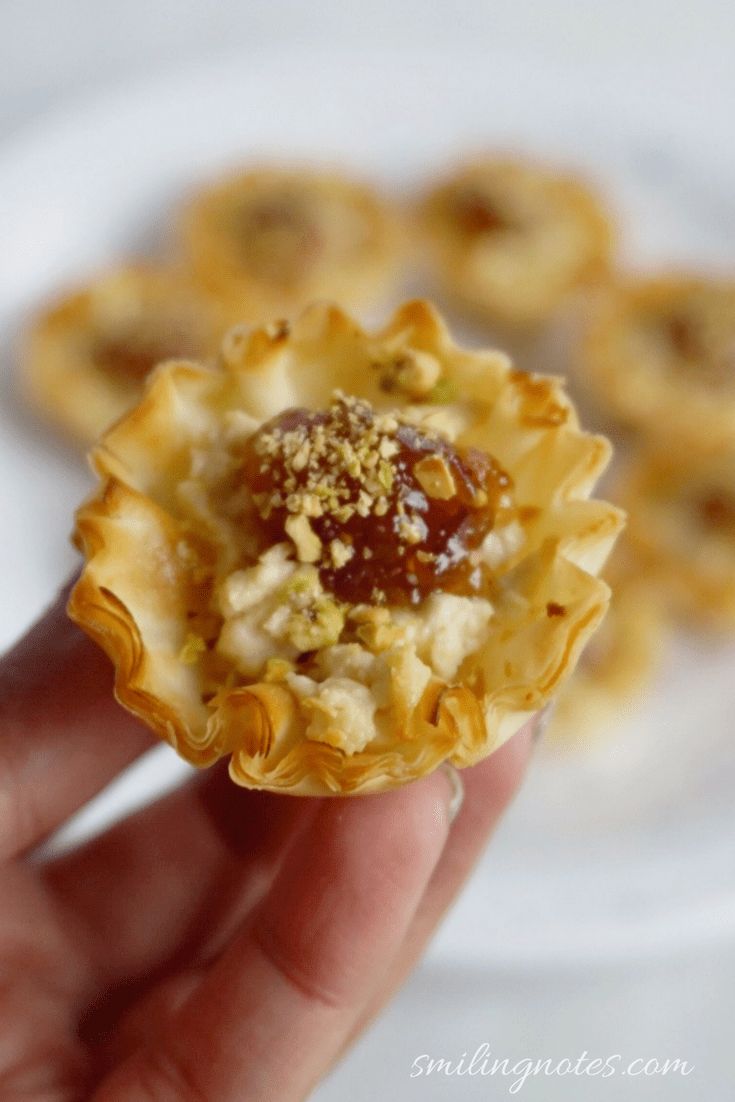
[[69, 299, 623, 795], [418, 157, 613, 328], [178, 165, 406, 324], [70, 481, 216, 763], [619, 446, 735, 631], [23, 265, 222, 446], [547, 543, 668, 744], [579, 275, 735, 448]]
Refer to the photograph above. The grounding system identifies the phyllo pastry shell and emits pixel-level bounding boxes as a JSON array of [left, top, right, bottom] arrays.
[[419, 157, 612, 328], [621, 446, 735, 631], [69, 300, 623, 795], [579, 275, 735, 448], [24, 266, 221, 445], [178, 165, 404, 323]]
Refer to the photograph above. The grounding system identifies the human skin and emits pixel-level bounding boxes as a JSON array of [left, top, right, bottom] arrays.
[[0, 583, 535, 1101]]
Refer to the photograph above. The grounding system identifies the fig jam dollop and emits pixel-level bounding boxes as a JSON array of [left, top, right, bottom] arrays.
[[243, 394, 511, 606]]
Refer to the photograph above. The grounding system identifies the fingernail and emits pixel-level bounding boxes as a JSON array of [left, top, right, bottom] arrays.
[[533, 702, 555, 744], [439, 762, 465, 823]]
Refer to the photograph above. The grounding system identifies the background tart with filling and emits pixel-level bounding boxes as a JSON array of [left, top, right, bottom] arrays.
[[547, 538, 668, 744], [579, 275, 735, 448], [418, 156, 613, 330], [620, 445, 735, 632], [178, 164, 405, 324], [69, 299, 623, 795], [24, 265, 221, 445]]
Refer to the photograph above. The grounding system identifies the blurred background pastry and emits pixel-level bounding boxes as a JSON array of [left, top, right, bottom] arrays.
[[417, 156, 613, 336], [24, 265, 221, 445], [620, 444, 735, 632], [178, 164, 406, 324], [548, 538, 669, 744], [578, 275, 735, 449]]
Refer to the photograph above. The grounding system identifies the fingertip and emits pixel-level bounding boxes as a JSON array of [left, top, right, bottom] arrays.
[[452, 718, 535, 827], [250, 771, 457, 1010]]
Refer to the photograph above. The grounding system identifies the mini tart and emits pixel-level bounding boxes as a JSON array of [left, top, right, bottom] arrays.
[[620, 446, 735, 631], [69, 300, 622, 795], [24, 266, 221, 445], [548, 544, 667, 744], [178, 166, 404, 323], [419, 158, 612, 328], [580, 276, 735, 448]]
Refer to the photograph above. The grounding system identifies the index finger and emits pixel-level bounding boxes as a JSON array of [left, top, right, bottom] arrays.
[[91, 767, 457, 1102]]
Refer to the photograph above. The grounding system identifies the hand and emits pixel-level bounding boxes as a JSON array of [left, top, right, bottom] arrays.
[[0, 584, 534, 1101]]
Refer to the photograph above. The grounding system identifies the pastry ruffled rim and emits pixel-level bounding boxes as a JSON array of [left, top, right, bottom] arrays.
[[548, 553, 667, 744], [579, 274, 735, 447], [23, 264, 220, 446], [69, 299, 623, 794], [620, 446, 735, 629], [419, 157, 613, 327], [178, 164, 406, 323]]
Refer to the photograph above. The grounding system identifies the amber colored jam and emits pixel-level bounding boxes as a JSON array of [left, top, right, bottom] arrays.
[[94, 327, 201, 383], [243, 396, 511, 606]]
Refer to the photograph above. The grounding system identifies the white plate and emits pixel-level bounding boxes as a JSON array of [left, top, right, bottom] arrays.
[[2, 45, 735, 966]]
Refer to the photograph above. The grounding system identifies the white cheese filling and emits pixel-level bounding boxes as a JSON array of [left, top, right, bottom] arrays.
[[215, 543, 498, 753], [203, 396, 525, 756]]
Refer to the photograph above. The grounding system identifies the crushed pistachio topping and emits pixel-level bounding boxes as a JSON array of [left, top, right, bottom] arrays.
[[414, 455, 458, 501], [426, 376, 460, 405], [285, 513, 322, 563], [178, 632, 207, 665], [277, 566, 346, 652], [263, 656, 296, 682], [349, 605, 401, 651], [285, 595, 345, 652], [242, 392, 513, 606], [370, 348, 442, 400]]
